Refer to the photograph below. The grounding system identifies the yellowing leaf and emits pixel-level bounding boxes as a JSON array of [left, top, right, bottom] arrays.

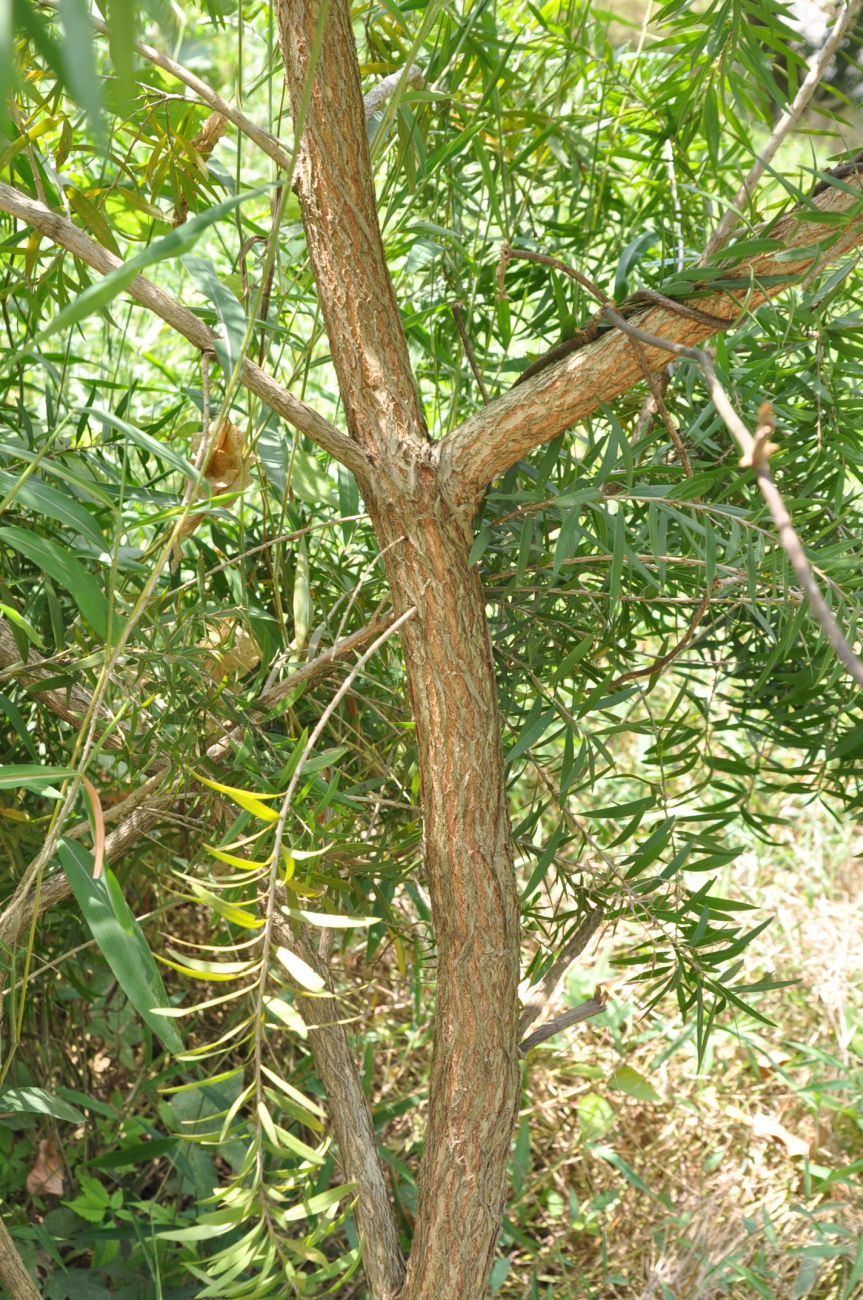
[[260, 1065, 325, 1120], [279, 878, 324, 899], [193, 772, 282, 822], [293, 538, 311, 654], [275, 945, 326, 992], [264, 995, 307, 1036], [206, 845, 272, 871], [188, 884, 262, 929], [391, 932, 407, 977], [279, 906, 377, 929], [159, 952, 260, 982]]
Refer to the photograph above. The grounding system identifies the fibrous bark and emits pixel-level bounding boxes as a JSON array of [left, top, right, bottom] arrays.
[[440, 175, 863, 508], [0, 1212, 40, 1300], [277, 6, 520, 1296]]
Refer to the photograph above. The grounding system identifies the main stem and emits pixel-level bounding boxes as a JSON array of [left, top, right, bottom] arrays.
[[369, 497, 520, 1299], [277, 4, 521, 1291]]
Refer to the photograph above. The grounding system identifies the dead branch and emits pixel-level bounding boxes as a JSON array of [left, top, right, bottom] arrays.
[[608, 590, 713, 692], [362, 63, 426, 118], [519, 990, 608, 1055], [0, 619, 123, 745]]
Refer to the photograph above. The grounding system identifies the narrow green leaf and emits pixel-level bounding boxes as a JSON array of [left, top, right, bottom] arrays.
[[0, 1087, 85, 1122], [0, 763, 75, 789], [591, 1143, 654, 1194], [608, 1065, 661, 1103], [0, 605, 44, 648], [17, 189, 266, 358], [0, 469, 103, 548], [58, 0, 103, 138], [58, 839, 184, 1053], [106, 0, 135, 111], [0, 525, 109, 638], [182, 254, 248, 376]]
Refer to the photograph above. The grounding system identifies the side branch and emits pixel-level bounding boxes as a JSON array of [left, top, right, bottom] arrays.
[[271, 901, 405, 1299], [518, 905, 604, 1039], [0, 183, 371, 489], [439, 174, 863, 510], [277, 0, 428, 460], [39, 0, 423, 176]]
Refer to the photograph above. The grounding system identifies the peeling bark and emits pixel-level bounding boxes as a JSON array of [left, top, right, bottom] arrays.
[[277, 6, 520, 1295], [369, 499, 520, 1300], [440, 175, 863, 507]]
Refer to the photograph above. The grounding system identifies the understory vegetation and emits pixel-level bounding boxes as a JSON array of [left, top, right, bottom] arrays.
[[1, 0, 863, 1296]]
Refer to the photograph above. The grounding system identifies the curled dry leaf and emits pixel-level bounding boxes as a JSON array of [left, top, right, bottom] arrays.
[[80, 774, 105, 880], [173, 421, 248, 561], [200, 617, 262, 681], [26, 1137, 64, 1196], [751, 1110, 810, 1158], [197, 420, 248, 494]]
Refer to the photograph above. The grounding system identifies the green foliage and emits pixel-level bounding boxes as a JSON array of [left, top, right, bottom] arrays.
[[1, 0, 863, 1295]]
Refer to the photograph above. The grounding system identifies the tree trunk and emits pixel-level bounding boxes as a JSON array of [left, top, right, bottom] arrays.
[[275, 7, 522, 1292], [369, 493, 521, 1299]]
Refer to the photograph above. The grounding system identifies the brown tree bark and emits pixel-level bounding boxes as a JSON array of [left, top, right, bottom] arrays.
[[276, 5, 520, 1296], [440, 178, 863, 507], [370, 504, 520, 1300], [0, 1212, 40, 1300]]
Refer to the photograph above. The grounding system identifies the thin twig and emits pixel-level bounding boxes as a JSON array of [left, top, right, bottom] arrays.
[[519, 990, 608, 1055], [451, 303, 490, 403], [270, 901, 406, 1297], [608, 590, 712, 691], [501, 245, 693, 474], [254, 609, 415, 1300], [601, 305, 863, 689], [703, 0, 863, 260], [518, 906, 604, 1038], [0, 181, 370, 486]]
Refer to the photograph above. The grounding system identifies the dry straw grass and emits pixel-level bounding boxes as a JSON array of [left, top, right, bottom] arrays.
[[489, 804, 863, 1298]]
